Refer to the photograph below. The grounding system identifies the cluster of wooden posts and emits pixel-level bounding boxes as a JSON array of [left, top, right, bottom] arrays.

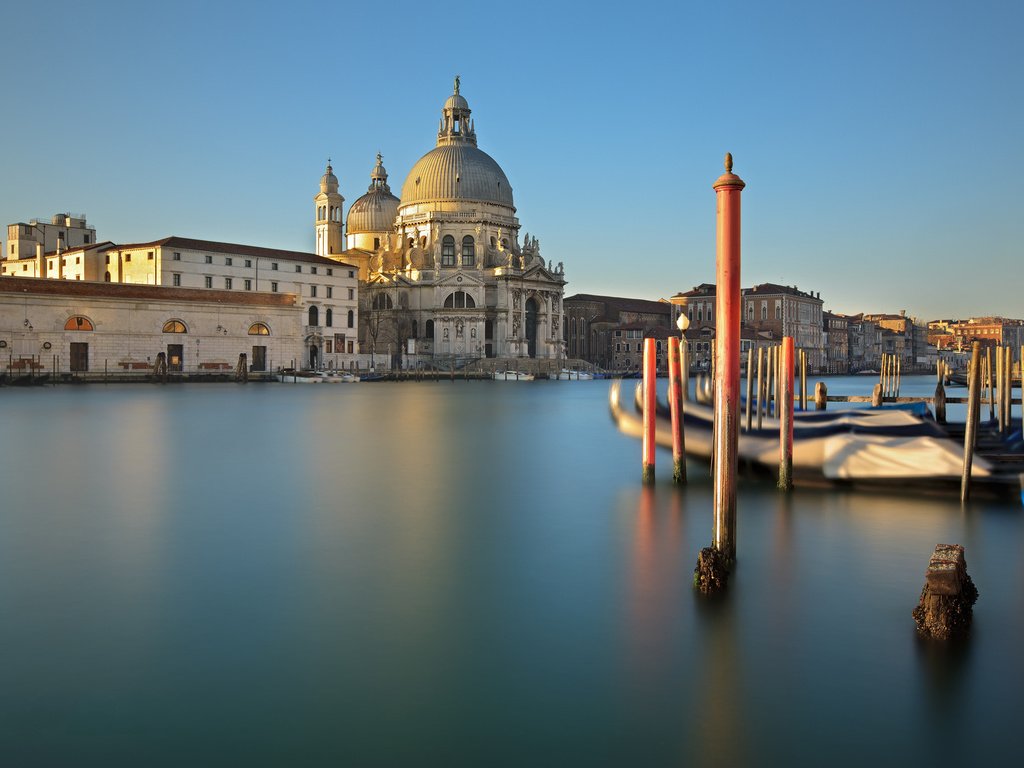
[[640, 337, 1022, 503]]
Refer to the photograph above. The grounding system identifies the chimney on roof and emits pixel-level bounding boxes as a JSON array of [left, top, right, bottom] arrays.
[[900, 309, 906, 317]]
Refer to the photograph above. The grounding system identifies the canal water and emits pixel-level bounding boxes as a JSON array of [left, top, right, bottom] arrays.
[[1, 376, 1021, 766]]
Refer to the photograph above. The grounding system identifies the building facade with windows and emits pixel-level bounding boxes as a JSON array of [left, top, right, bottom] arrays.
[[1, 229, 361, 370], [563, 294, 672, 370], [0, 277, 309, 375], [5, 213, 97, 266], [324, 79, 566, 366]]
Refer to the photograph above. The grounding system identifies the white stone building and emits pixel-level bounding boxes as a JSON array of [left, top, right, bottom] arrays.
[[2, 231, 362, 370], [325, 78, 567, 366]]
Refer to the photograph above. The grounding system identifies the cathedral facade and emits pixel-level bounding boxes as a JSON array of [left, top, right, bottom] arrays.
[[317, 78, 566, 366]]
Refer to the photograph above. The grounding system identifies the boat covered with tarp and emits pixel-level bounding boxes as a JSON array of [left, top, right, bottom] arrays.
[[608, 381, 1024, 497]]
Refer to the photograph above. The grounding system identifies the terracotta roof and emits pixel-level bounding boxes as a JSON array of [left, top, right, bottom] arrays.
[[564, 293, 671, 316], [743, 283, 821, 300], [113, 236, 357, 269]]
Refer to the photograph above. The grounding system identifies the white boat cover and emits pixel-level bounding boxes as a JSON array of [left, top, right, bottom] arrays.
[[822, 434, 992, 479]]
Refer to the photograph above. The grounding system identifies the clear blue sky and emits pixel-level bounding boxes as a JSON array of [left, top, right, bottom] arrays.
[[2, 0, 1020, 321]]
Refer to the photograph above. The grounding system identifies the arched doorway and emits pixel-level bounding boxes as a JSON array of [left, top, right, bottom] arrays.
[[309, 344, 319, 370], [525, 297, 539, 358]]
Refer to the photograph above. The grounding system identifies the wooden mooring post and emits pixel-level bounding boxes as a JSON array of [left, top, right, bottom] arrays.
[[745, 347, 754, 431], [815, 381, 827, 411], [799, 349, 807, 411], [756, 346, 765, 428], [641, 337, 657, 485], [778, 337, 794, 491], [961, 342, 982, 502], [668, 337, 687, 484], [695, 153, 744, 595]]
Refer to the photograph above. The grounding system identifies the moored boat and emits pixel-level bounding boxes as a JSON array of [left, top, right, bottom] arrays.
[[549, 368, 594, 381], [608, 381, 1024, 498], [493, 370, 535, 381]]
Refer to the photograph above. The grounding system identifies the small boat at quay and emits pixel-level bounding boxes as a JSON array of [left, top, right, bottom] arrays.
[[278, 369, 360, 383], [493, 371, 535, 381], [608, 381, 1024, 499], [549, 369, 594, 381]]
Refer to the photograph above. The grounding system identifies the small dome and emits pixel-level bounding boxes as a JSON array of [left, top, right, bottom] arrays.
[[320, 162, 339, 194], [347, 153, 399, 234], [445, 93, 469, 112], [347, 190, 400, 234]]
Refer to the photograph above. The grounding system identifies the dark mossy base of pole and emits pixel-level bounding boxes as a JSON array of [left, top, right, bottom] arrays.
[[912, 544, 978, 641], [694, 546, 730, 594], [642, 464, 655, 485], [673, 459, 685, 484]]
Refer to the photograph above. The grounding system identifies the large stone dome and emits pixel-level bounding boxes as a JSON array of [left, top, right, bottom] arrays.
[[399, 78, 514, 210], [400, 144, 513, 208], [347, 153, 400, 234]]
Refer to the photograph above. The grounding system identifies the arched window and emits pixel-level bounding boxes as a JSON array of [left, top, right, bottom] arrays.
[[162, 320, 187, 333], [761, 304, 768, 321], [461, 236, 475, 266], [490, 236, 496, 248], [308, 306, 319, 326], [347, 309, 354, 327], [408, 237, 414, 249], [775, 304, 781, 320], [747, 304, 754, 321], [325, 308, 333, 327], [443, 291, 475, 309], [104, 271, 111, 282], [441, 235, 456, 266], [411, 320, 418, 339], [248, 322, 271, 335], [64, 315, 94, 331], [425, 319, 435, 340], [571, 317, 577, 336], [697, 307, 703, 323], [372, 293, 393, 310]]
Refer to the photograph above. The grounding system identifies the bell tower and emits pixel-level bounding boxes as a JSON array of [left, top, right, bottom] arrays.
[[314, 160, 344, 256]]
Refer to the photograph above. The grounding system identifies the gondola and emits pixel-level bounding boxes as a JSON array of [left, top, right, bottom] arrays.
[[608, 381, 1024, 499]]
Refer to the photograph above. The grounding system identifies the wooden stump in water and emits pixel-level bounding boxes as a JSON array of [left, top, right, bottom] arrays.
[[694, 546, 730, 594], [912, 544, 978, 640]]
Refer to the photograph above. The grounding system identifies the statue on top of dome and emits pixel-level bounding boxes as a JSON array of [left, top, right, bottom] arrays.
[[454, 75, 460, 94]]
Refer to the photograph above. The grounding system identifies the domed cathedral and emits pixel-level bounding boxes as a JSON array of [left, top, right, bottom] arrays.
[[325, 77, 567, 367]]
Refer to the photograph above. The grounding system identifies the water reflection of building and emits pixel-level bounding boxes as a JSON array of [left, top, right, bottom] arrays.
[[327, 78, 567, 367]]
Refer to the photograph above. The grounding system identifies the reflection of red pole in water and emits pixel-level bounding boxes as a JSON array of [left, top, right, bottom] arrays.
[[712, 154, 745, 563], [779, 337, 794, 491], [668, 338, 687, 484], [642, 337, 657, 484]]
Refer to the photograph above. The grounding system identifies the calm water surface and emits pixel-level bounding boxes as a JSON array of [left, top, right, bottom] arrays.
[[1, 376, 1022, 766]]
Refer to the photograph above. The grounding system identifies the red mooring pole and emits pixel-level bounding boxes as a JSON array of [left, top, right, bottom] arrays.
[[712, 154, 745, 563], [642, 337, 657, 484], [779, 336, 794, 491], [668, 337, 687, 484]]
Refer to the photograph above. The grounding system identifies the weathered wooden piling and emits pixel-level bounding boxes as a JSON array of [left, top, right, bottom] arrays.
[[668, 338, 687, 484], [912, 544, 978, 640], [695, 152, 744, 594], [641, 337, 657, 485], [961, 342, 982, 502], [871, 382, 883, 407], [756, 346, 765, 429], [814, 381, 827, 411], [745, 348, 754, 431], [1004, 345, 1012, 434], [778, 337, 794, 491], [681, 337, 690, 402], [799, 349, 807, 411], [986, 348, 994, 421], [934, 379, 947, 424]]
